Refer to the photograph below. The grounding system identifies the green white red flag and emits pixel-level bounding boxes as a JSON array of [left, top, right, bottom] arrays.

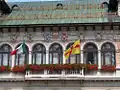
[[10, 42, 25, 55]]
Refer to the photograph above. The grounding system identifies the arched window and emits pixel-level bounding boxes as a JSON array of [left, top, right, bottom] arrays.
[[15, 44, 29, 66], [101, 2, 108, 8], [49, 43, 63, 64], [32, 44, 46, 64], [101, 2, 109, 12], [83, 43, 98, 64], [0, 44, 12, 66], [56, 3, 63, 9], [101, 43, 115, 66], [66, 43, 80, 64]]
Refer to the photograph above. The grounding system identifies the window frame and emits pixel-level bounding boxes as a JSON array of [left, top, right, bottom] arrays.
[[32, 44, 46, 64], [101, 43, 116, 66], [83, 43, 98, 65], [0, 44, 12, 66], [49, 43, 63, 64]]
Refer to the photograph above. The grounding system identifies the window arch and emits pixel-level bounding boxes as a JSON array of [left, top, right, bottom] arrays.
[[101, 42, 116, 66], [83, 43, 98, 64], [49, 43, 63, 64], [66, 43, 80, 64], [32, 44, 46, 64], [101, 2, 108, 8], [15, 43, 29, 66], [0, 44, 12, 66]]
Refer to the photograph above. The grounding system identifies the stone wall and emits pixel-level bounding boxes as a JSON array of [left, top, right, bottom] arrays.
[[0, 81, 120, 90]]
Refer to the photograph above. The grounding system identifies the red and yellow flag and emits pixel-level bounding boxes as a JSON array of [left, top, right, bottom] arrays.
[[71, 40, 80, 54], [64, 40, 80, 60]]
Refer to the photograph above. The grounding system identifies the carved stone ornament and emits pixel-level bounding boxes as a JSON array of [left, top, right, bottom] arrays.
[[9, 32, 19, 43]]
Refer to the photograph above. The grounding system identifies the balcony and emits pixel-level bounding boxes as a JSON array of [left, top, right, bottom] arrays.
[[25, 64, 84, 80], [24, 64, 118, 80], [0, 64, 119, 81]]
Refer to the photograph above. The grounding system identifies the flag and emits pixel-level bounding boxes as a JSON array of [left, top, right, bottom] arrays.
[[10, 42, 26, 55], [64, 48, 72, 60], [71, 40, 80, 54], [64, 40, 80, 60]]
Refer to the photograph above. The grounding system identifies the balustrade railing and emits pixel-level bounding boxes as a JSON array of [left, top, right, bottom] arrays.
[[26, 68, 84, 79]]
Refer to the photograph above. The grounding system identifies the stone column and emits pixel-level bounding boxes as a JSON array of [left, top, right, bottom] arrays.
[[81, 51, 84, 63], [97, 50, 101, 76], [98, 50, 101, 69], [81, 51, 84, 76], [46, 49, 49, 64], [29, 51, 32, 64], [63, 49, 66, 64], [11, 55, 15, 68]]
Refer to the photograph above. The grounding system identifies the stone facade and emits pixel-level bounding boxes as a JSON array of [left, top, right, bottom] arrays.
[[0, 25, 119, 67]]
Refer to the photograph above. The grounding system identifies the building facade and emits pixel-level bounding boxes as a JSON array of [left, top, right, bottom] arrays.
[[0, 0, 120, 90]]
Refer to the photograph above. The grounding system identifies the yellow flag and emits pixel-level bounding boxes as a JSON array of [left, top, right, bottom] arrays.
[[64, 48, 72, 60], [71, 40, 80, 54], [64, 40, 80, 60]]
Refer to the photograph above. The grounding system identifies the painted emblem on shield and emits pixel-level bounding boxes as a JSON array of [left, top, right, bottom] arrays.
[[44, 31, 52, 42], [61, 30, 68, 42]]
